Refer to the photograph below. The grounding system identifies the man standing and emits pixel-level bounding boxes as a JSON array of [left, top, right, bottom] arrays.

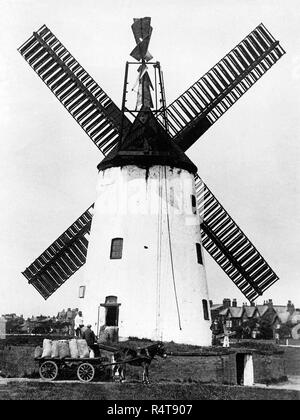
[[82, 324, 100, 357], [74, 311, 84, 338]]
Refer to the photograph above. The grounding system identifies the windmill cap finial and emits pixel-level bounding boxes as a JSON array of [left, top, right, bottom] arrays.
[[130, 17, 153, 62]]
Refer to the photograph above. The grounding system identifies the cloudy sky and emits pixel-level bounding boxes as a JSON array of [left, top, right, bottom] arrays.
[[0, 0, 299, 318]]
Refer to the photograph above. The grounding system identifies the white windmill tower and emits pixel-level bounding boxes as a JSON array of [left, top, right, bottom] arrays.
[[19, 18, 285, 346], [81, 18, 211, 345]]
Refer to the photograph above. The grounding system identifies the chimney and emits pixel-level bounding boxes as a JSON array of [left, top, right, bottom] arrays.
[[232, 299, 237, 308], [251, 301, 255, 307], [209, 300, 213, 308], [223, 298, 231, 308], [268, 299, 273, 307]]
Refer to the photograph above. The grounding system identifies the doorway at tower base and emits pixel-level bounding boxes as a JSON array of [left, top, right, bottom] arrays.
[[95, 296, 120, 343]]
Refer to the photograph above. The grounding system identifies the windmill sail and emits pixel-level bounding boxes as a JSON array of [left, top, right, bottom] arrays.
[[196, 176, 278, 301], [22, 205, 94, 300], [160, 23, 285, 151], [20, 22, 281, 303], [18, 25, 131, 155]]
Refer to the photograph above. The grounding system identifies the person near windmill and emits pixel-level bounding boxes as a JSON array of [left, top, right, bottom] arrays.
[[74, 310, 84, 338], [82, 324, 100, 357]]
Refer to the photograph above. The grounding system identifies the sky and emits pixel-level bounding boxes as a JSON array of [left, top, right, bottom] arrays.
[[0, 0, 299, 318]]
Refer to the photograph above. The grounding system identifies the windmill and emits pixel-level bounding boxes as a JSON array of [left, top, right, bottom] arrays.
[[19, 18, 285, 345]]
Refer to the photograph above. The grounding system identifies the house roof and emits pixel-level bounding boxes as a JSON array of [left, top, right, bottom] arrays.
[[244, 306, 258, 318], [273, 305, 288, 314], [276, 311, 290, 324], [256, 305, 270, 316], [219, 308, 229, 316], [229, 307, 244, 318], [212, 301, 300, 324], [211, 304, 223, 311], [271, 306, 300, 324], [219, 307, 244, 318]]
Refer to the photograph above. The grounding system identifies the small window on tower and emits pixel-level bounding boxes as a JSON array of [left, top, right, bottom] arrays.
[[196, 243, 203, 265], [110, 238, 124, 259], [191, 194, 197, 214], [202, 299, 210, 320], [79, 286, 86, 298]]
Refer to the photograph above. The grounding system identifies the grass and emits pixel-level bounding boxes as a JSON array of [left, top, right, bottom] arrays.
[[1, 337, 299, 400], [0, 381, 298, 400], [0, 339, 299, 400], [106, 338, 283, 354]]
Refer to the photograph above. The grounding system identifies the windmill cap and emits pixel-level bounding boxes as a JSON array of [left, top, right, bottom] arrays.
[[97, 109, 198, 174]]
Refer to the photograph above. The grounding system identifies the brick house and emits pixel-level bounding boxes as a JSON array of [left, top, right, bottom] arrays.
[[210, 298, 282, 338]]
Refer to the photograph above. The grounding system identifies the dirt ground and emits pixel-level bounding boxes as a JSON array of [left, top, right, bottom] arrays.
[[0, 378, 299, 400]]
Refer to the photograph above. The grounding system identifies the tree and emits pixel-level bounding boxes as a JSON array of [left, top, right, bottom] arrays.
[[241, 319, 257, 339], [279, 322, 292, 339], [258, 320, 274, 339], [5, 316, 25, 334]]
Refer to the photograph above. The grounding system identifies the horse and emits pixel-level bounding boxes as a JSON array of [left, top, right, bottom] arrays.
[[112, 342, 167, 384]]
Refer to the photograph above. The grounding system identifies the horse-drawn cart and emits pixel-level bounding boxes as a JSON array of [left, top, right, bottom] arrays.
[[35, 341, 167, 383], [35, 356, 108, 382]]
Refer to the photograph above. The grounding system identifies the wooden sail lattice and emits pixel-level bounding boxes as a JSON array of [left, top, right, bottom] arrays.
[[19, 22, 283, 301]]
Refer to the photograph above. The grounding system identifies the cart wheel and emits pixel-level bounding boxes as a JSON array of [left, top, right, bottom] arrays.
[[77, 363, 95, 382], [39, 361, 58, 381]]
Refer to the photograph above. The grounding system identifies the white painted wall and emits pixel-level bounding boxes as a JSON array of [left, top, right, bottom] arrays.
[[80, 164, 212, 346]]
